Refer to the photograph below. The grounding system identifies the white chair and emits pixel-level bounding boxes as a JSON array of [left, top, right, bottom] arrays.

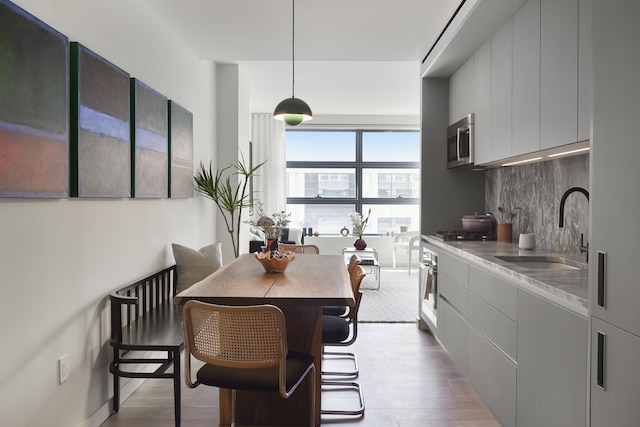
[[392, 231, 420, 273]]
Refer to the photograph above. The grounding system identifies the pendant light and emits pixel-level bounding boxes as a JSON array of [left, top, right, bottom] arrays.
[[273, 0, 312, 126]]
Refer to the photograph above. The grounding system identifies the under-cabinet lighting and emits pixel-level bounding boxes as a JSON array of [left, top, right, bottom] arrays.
[[547, 147, 590, 157], [502, 157, 543, 167]]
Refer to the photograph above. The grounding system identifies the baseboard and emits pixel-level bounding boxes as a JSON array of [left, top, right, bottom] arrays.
[[81, 377, 146, 427]]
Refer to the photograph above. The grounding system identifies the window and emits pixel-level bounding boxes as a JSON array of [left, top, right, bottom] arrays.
[[285, 130, 420, 235]]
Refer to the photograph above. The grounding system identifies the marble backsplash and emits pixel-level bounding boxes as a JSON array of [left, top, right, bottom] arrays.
[[485, 154, 589, 256]]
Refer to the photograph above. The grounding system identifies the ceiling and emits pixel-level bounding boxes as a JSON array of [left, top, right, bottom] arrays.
[[145, 0, 462, 117]]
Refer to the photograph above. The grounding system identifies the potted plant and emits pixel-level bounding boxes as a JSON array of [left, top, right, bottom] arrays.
[[349, 209, 371, 249], [497, 206, 520, 243], [194, 154, 265, 258]]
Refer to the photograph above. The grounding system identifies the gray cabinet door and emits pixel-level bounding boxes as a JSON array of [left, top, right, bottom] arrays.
[[473, 39, 492, 166], [512, 0, 540, 156], [438, 298, 468, 375], [591, 318, 640, 427], [468, 325, 516, 427], [540, 0, 578, 148], [517, 290, 587, 427], [490, 17, 513, 161]]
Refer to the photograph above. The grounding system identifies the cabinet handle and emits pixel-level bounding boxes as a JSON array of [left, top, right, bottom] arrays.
[[597, 331, 606, 390], [597, 251, 606, 308]]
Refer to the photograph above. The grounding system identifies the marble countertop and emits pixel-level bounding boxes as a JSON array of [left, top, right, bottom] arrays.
[[423, 235, 589, 316]]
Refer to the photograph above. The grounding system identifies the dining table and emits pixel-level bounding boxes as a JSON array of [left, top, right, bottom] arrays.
[[173, 252, 355, 426]]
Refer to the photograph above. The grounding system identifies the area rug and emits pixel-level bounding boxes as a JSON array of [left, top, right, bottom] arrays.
[[357, 268, 419, 323]]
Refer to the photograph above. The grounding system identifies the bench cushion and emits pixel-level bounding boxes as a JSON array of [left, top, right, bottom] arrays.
[[172, 242, 223, 292]]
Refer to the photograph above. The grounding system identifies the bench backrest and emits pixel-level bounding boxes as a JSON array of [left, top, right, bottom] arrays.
[[109, 265, 178, 341]]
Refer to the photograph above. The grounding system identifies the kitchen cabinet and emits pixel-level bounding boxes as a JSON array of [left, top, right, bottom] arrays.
[[468, 325, 516, 427], [590, 318, 640, 426], [517, 290, 587, 427], [449, 56, 474, 124], [473, 39, 491, 166], [577, 0, 591, 142], [438, 298, 468, 375], [540, 0, 578, 149], [490, 17, 512, 161], [511, 0, 540, 156], [590, 2, 640, 425]]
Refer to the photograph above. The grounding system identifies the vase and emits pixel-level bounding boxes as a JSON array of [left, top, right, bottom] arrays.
[[354, 238, 367, 250], [497, 223, 513, 243]]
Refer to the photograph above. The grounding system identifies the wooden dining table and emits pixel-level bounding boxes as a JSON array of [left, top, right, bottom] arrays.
[[173, 252, 355, 426]]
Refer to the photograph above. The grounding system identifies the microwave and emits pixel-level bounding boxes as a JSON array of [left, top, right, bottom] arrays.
[[447, 113, 475, 169]]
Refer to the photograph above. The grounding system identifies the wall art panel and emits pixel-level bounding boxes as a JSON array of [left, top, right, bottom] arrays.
[[168, 100, 193, 198], [0, 0, 69, 197], [70, 43, 130, 197], [130, 78, 168, 198]]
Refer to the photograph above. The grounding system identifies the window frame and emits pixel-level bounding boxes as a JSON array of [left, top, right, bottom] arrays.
[[286, 129, 420, 223]]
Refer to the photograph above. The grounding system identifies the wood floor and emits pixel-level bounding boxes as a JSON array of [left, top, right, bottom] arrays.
[[100, 323, 500, 427]]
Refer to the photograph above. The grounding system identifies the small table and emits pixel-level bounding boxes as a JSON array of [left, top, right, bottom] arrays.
[[342, 247, 380, 289]]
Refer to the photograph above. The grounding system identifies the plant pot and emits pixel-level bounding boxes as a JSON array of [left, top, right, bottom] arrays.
[[497, 223, 513, 243]]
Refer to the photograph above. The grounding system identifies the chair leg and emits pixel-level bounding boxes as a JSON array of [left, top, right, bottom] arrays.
[[322, 350, 358, 378], [310, 365, 316, 427], [173, 349, 181, 427], [321, 380, 365, 416], [231, 389, 237, 427]]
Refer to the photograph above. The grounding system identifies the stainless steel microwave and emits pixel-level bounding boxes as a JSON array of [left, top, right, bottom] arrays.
[[447, 113, 474, 169]]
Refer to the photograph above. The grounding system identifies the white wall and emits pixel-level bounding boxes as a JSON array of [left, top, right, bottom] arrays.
[[0, 1, 216, 426]]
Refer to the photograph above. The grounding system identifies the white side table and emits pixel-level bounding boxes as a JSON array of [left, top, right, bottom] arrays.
[[342, 247, 380, 290]]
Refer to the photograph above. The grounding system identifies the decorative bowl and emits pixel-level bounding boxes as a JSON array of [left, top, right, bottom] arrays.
[[255, 251, 296, 273]]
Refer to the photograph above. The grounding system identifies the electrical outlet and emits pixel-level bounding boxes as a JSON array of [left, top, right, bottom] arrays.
[[58, 354, 69, 384]]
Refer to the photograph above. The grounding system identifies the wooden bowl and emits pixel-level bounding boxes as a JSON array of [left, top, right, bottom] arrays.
[[254, 251, 296, 273]]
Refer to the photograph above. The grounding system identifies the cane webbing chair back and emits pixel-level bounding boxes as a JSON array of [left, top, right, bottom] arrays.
[[183, 302, 286, 370]]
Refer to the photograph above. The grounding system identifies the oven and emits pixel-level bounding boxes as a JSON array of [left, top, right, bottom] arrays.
[[418, 238, 437, 331]]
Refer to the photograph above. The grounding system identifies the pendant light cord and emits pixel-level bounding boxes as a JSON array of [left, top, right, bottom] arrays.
[[291, 0, 295, 98]]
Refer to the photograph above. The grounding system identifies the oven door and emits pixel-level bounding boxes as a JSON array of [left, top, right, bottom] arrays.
[[419, 247, 437, 331]]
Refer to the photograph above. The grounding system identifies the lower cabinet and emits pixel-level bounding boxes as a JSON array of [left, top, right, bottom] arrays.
[[516, 290, 588, 427], [468, 326, 517, 427], [438, 297, 468, 375], [591, 317, 640, 427]]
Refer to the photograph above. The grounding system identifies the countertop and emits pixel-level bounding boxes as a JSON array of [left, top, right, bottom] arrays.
[[423, 235, 589, 316]]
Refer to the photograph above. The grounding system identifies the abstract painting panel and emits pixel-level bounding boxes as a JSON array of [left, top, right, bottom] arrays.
[[131, 78, 168, 198], [168, 101, 193, 198], [0, 0, 69, 197], [70, 43, 130, 197]]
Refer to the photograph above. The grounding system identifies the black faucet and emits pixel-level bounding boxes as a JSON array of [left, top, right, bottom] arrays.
[[558, 187, 590, 260]]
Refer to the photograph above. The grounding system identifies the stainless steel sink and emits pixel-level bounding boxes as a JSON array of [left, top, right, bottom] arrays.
[[494, 255, 584, 270]]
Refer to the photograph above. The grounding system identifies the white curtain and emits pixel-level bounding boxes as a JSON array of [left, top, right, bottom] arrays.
[[251, 113, 286, 216]]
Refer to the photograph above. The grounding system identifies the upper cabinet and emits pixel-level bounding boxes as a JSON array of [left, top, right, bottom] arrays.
[[490, 18, 513, 161], [448, 0, 592, 165], [449, 56, 474, 124], [540, 0, 579, 149], [512, 0, 540, 156], [473, 39, 492, 165]]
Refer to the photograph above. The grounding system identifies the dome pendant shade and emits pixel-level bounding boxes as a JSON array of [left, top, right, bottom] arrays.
[[273, 97, 313, 126]]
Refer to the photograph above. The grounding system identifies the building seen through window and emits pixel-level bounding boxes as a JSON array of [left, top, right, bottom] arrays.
[[285, 129, 420, 235]]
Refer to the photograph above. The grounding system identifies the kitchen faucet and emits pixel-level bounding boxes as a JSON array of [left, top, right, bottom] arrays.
[[558, 187, 590, 261]]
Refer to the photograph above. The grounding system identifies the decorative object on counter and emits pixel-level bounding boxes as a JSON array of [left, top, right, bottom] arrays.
[[497, 223, 513, 243], [340, 226, 349, 236], [353, 238, 367, 250], [194, 153, 266, 258], [255, 250, 296, 273], [313, 230, 320, 236], [497, 206, 520, 243], [518, 233, 536, 250]]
